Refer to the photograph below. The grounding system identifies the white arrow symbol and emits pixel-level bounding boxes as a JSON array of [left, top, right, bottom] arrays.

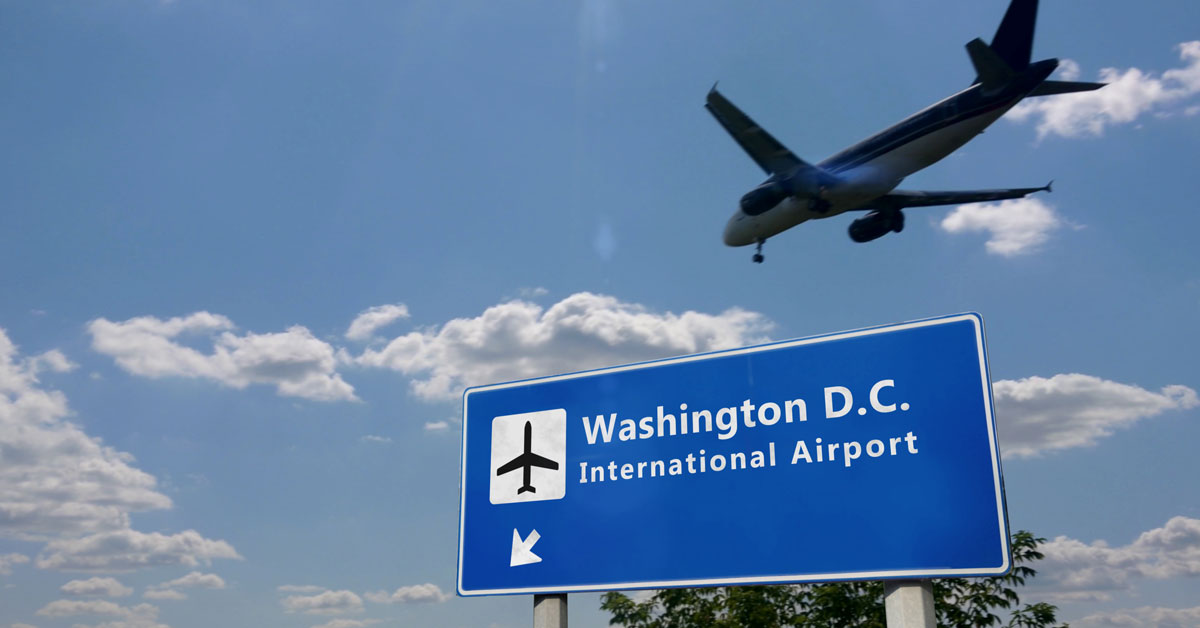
[[510, 528, 542, 567]]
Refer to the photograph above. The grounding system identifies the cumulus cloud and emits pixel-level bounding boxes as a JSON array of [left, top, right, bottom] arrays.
[[993, 374, 1197, 457], [151, 571, 225, 590], [36, 529, 241, 572], [364, 583, 450, 604], [0, 553, 30, 575], [0, 329, 173, 540], [1008, 41, 1200, 139], [939, 197, 1064, 256], [345, 304, 410, 342], [36, 599, 167, 628], [36, 600, 157, 618], [1073, 605, 1200, 628], [88, 313, 357, 402], [281, 590, 364, 615], [143, 570, 225, 598], [356, 292, 774, 401], [1037, 517, 1200, 601], [60, 577, 132, 597], [27, 349, 76, 375]]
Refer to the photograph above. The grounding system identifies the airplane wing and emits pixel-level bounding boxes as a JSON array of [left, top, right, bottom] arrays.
[[870, 183, 1051, 209], [496, 456, 524, 476], [495, 453, 559, 476], [705, 86, 808, 176], [524, 453, 558, 471]]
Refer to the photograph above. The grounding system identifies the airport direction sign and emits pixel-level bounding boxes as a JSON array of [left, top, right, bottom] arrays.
[[457, 313, 1010, 596]]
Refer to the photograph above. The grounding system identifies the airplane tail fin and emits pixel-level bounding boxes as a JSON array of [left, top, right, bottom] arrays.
[[517, 485, 535, 495], [990, 0, 1037, 71], [967, 0, 1036, 90], [970, 0, 1107, 96]]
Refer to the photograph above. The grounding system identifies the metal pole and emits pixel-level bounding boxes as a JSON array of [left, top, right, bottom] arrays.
[[533, 593, 567, 628], [884, 580, 935, 628]]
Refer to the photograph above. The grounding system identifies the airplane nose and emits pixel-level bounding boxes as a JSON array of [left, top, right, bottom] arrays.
[[723, 212, 753, 247]]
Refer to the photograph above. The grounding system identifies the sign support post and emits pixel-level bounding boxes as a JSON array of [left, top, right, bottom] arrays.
[[884, 580, 935, 628], [533, 593, 567, 628]]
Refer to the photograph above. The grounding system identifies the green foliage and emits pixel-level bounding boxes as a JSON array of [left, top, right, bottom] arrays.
[[601, 531, 1066, 628]]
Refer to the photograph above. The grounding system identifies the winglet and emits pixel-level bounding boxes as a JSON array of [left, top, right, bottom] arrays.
[[1044, 180, 1053, 193]]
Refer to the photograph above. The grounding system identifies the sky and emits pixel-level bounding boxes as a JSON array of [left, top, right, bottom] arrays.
[[1, 1, 1199, 627]]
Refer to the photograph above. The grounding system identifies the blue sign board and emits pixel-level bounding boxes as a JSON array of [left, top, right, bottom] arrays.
[[457, 313, 1009, 596]]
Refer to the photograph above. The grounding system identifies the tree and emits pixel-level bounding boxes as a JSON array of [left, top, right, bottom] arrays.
[[601, 531, 1064, 628]]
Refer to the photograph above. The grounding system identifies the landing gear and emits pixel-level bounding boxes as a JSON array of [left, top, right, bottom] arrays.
[[753, 239, 765, 264]]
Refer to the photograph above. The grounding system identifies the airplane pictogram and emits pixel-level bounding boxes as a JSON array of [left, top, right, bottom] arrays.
[[495, 421, 559, 495]]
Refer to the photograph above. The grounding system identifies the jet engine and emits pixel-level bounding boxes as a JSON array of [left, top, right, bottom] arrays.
[[848, 209, 905, 243], [738, 180, 789, 216]]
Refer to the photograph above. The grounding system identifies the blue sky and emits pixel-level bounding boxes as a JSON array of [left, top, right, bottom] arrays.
[[2, 1, 1199, 627]]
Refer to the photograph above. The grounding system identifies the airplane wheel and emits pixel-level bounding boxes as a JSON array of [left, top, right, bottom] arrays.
[[753, 254, 764, 264]]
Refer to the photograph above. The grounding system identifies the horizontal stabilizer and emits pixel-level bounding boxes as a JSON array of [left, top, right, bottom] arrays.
[[1027, 80, 1106, 97], [966, 38, 1016, 91]]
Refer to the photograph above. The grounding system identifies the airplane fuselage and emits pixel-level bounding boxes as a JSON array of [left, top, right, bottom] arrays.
[[722, 58, 1057, 247]]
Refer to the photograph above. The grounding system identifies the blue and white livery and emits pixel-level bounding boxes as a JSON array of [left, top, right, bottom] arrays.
[[709, 0, 1104, 262]]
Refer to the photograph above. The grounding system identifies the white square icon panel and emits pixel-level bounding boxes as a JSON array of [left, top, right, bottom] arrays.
[[489, 409, 566, 504]]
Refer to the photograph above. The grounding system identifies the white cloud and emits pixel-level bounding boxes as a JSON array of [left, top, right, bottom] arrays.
[[281, 590, 364, 615], [310, 620, 381, 628], [12, 623, 38, 628], [89, 313, 357, 402], [141, 589, 185, 601], [152, 571, 225, 590], [357, 292, 774, 401], [939, 197, 1064, 256], [36, 600, 168, 628], [1008, 41, 1200, 139], [27, 350, 76, 375], [360, 435, 392, 444], [36, 529, 241, 572], [423, 421, 450, 432], [345, 304, 410, 342], [1037, 517, 1200, 601], [364, 583, 449, 604], [0, 553, 29, 575], [994, 374, 1197, 457], [1073, 605, 1200, 628], [60, 577, 132, 597], [36, 600, 157, 619], [0, 328, 173, 540]]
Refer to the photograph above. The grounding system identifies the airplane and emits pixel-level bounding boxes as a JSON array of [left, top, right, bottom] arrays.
[[707, 0, 1104, 263], [496, 421, 559, 495]]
